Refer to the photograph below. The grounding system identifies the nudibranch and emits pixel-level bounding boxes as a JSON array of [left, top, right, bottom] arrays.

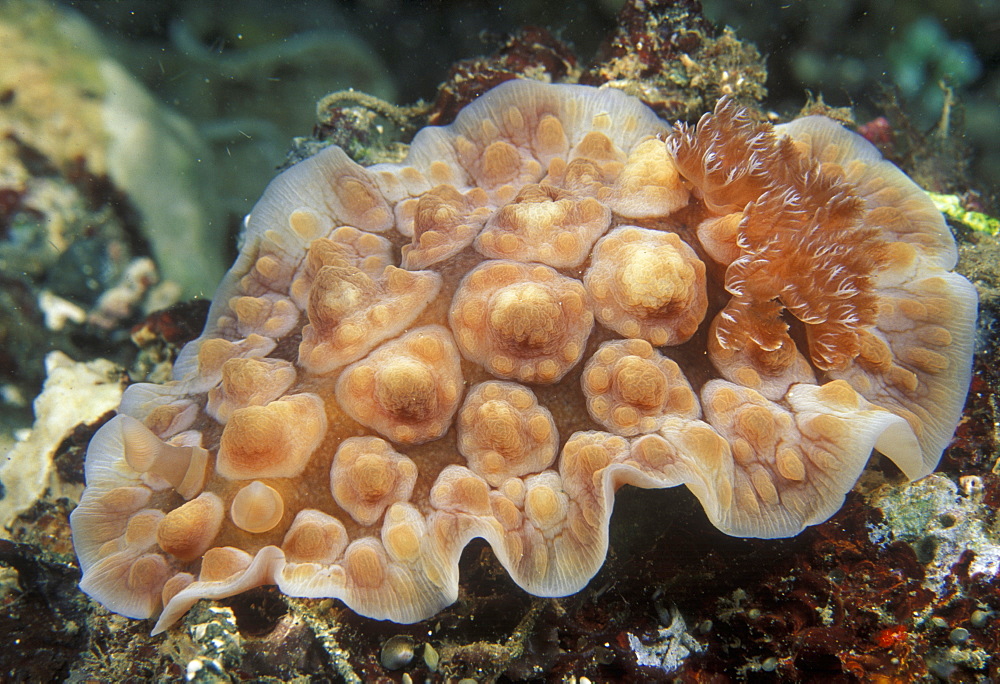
[[70, 79, 977, 634]]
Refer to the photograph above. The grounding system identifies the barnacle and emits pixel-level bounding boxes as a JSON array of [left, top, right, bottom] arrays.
[[72, 80, 977, 634]]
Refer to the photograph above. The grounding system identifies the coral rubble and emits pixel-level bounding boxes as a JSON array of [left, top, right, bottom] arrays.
[[0, 353, 124, 530], [0, 0, 219, 444]]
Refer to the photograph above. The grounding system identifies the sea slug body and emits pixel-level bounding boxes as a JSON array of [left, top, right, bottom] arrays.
[[70, 79, 977, 634]]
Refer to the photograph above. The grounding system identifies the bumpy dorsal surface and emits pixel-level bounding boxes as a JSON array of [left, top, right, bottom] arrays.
[[70, 80, 977, 633]]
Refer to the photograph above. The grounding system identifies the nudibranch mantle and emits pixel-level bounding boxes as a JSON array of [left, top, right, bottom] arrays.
[[70, 80, 977, 634]]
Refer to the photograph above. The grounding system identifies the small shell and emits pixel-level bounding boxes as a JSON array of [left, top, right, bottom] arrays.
[[380, 635, 416, 670]]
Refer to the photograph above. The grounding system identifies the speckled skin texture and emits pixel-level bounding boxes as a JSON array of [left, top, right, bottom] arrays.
[[70, 80, 976, 634]]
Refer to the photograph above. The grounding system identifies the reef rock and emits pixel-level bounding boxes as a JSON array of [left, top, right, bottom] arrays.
[[70, 79, 977, 634]]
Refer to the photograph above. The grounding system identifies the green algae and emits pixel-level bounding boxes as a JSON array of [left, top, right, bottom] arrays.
[[929, 192, 1000, 236]]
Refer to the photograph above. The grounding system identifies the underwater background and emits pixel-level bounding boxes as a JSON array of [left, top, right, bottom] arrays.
[[67, 0, 1000, 232], [1, 0, 999, 681]]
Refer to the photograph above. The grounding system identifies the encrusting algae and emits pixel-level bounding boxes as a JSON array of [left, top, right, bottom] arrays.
[[69, 79, 978, 634]]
